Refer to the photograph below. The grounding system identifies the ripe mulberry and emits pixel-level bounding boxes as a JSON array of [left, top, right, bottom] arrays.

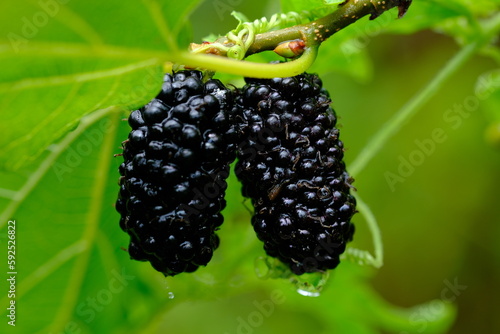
[[234, 73, 356, 275], [116, 70, 240, 276]]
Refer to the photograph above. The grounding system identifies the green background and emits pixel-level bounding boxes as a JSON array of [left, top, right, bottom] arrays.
[[0, 0, 499, 333]]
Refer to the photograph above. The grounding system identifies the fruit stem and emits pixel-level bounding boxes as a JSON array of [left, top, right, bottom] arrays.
[[172, 46, 318, 78], [247, 0, 411, 55], [184, 0, 410, 77]]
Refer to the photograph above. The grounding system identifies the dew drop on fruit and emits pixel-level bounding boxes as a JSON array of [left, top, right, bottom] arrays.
[[291, 271, 329, 298], [296, 288, 320, 297], [254, 256, 271, 279], [163, 281, 175, 299]]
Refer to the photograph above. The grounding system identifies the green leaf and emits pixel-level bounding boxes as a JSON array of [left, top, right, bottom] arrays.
[[0, 0, 202, 171], [0, 109, 120, 333], [280, 0, 345, 16], [0, 58, 163, 170], [475, 69, 500, 98], [444, 0, 500, 16], [382, 0, 500, 45], [312, 34, 374, 82], [1, 1, 498, 333], [382, 0, 475, 35], [308, 14, 379, 82], [231, 11, 250, 27]]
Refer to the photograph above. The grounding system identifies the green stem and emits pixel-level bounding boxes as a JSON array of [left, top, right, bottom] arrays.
[[349, 10, 500, 176], [175, 46, 318, 78], [482, 10, 500, 35], [187, 0, 408, 77], [348, 42, 478, 176], [354, 193, 384, 268], [246, 0, 409, 54]]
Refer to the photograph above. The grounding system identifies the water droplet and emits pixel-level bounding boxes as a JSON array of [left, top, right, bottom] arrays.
[[254, 256, 291, 279], [168, 292, 175, 299], [254, 256, 270, 279], [194, 273, 216, 285], [297, 288, 320, 297], [291, 271, 330, 297], [229, 274, 244, 287]]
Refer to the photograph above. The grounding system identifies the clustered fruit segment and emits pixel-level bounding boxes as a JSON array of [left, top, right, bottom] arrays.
[[234, 73, 356, 275], [116, 70, 356, 277], [116, 70, 240, 276]]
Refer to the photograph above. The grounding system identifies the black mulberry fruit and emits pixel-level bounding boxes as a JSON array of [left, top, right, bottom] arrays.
[[234, 73, 356, 275], [116, 70, 240, 276]]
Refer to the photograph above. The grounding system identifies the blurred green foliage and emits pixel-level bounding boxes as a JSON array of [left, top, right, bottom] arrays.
[[0, 0, 499, 333]]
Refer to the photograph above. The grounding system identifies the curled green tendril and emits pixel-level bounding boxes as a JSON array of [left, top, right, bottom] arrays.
[[225, 25, 256, 60], [222, 11, 313, 60], [191, 11, 313, 62], [226, 45, 244, 60], [239, 28, 254, 51], [241, 11, 311, 35]]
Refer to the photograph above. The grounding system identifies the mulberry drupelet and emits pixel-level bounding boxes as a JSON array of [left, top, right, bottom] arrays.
[[234, 73, 356, 275], [116, 70, 240, 276]]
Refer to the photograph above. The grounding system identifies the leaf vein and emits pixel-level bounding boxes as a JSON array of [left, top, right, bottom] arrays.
[[0, 58, 161, 93], [3, 83, 83, 154], [46, 110, 121, 332], [0, 107, 116, 227]]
